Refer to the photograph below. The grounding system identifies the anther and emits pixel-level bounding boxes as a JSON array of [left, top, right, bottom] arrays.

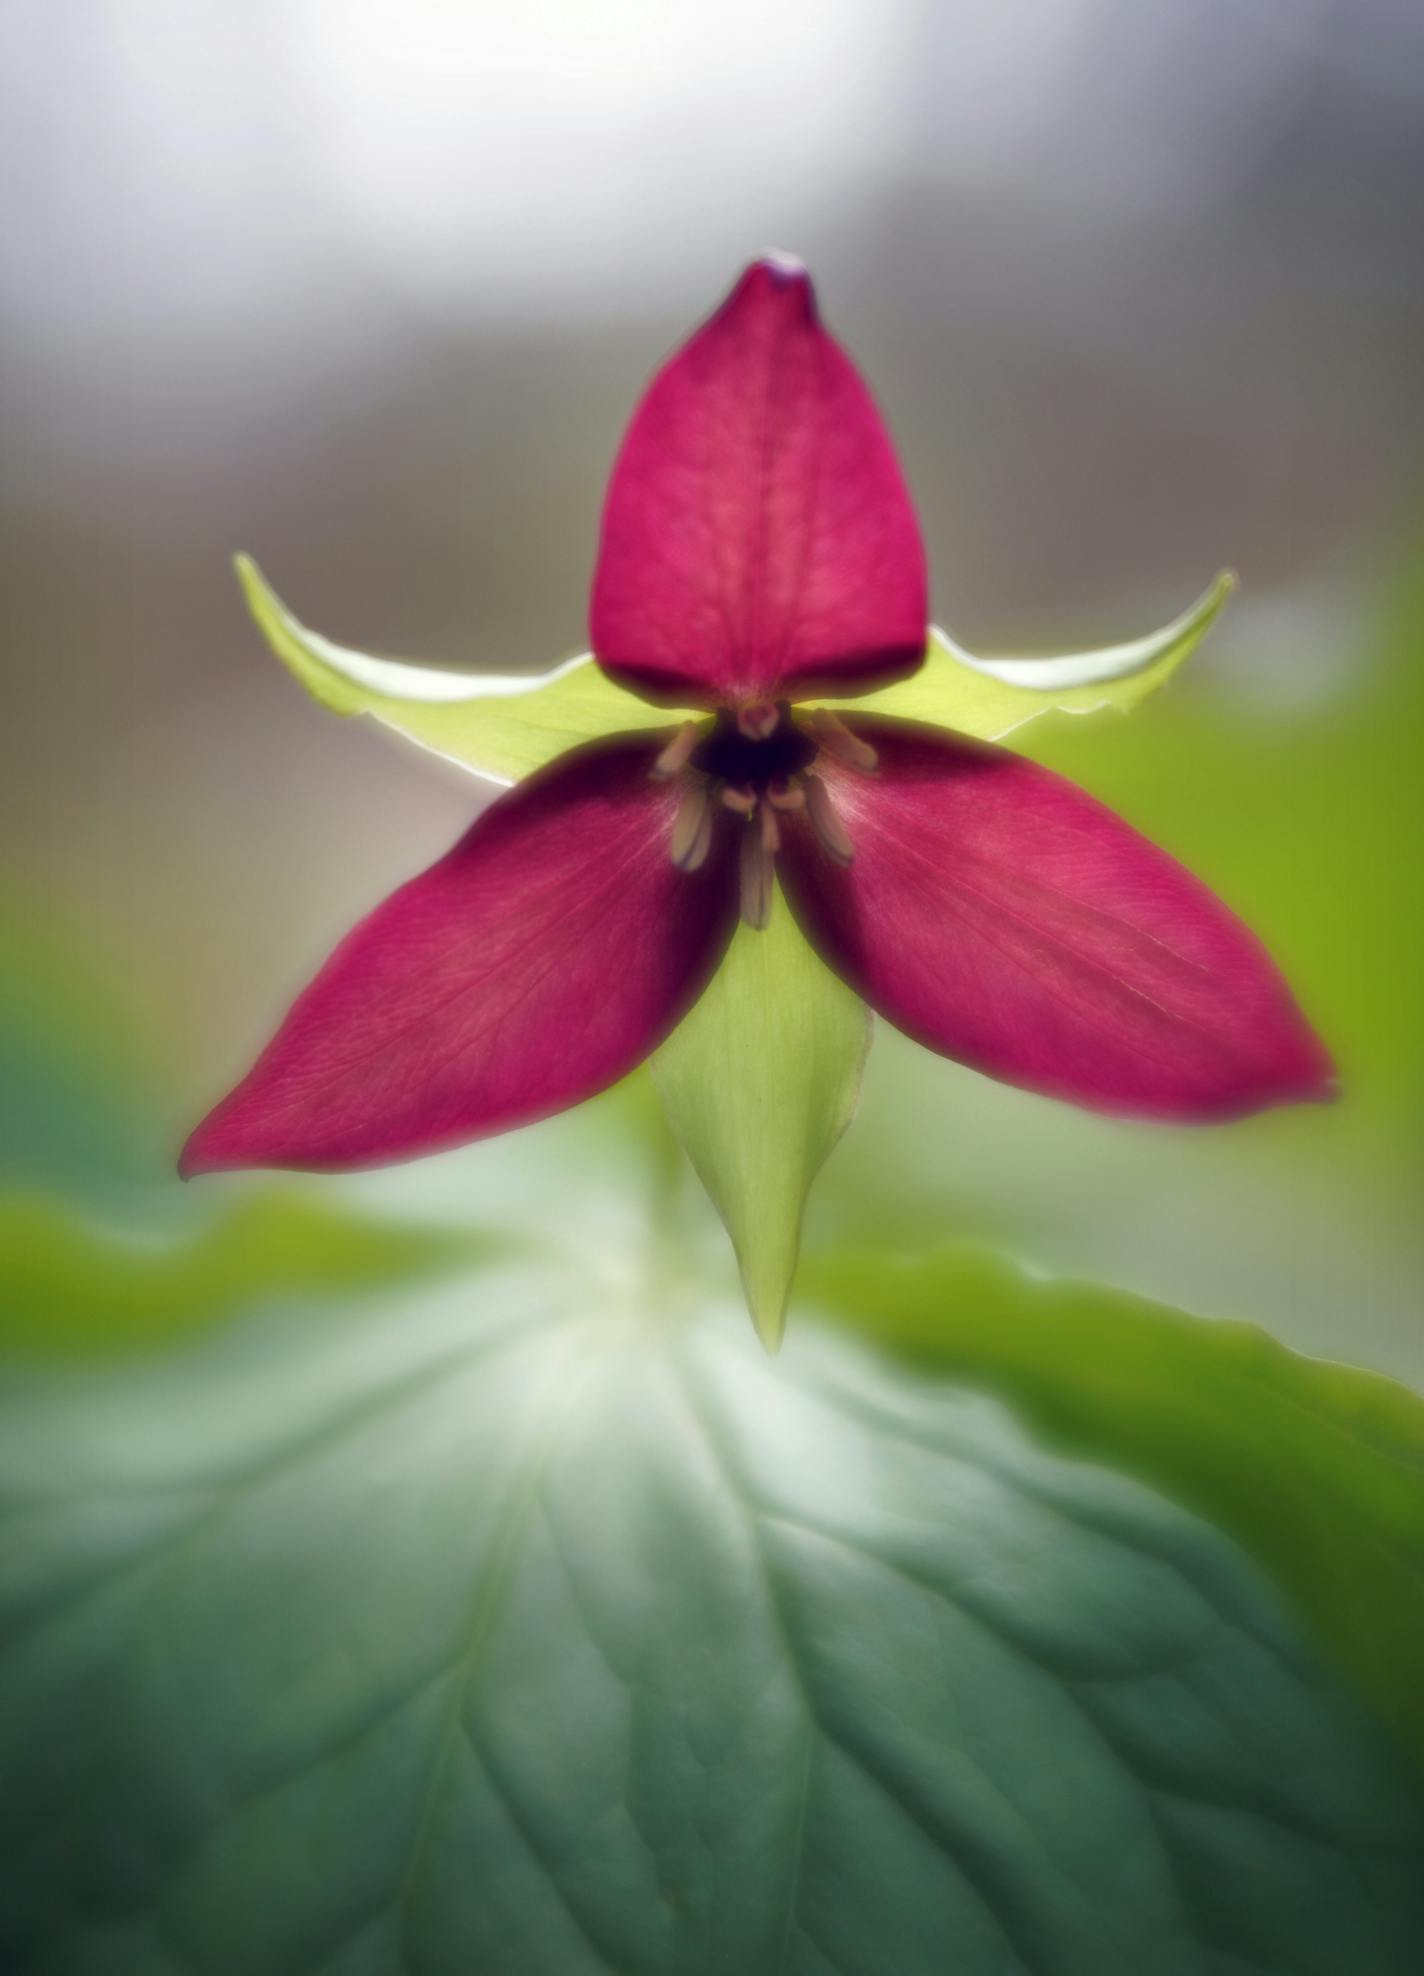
[[767, 777, 805, 813], [652, 722, 701, 780], [670, 779, 714, 871], [720, 783, 757, 815], [807, 710, 879, 774], [760, 803, 781, 855], [736, 701, 780, 741], [804, 772, 855, 865], [739, 820, 775, 930]]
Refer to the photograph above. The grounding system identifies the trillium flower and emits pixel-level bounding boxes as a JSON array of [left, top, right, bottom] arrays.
[[183, 258, 1333, 1341]]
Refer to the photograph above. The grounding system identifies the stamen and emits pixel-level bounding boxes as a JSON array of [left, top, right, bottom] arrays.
[[720, 783, 757, 815], [670, 778, 714, 871], [804, 772, 854, 865], [652, 721, 701, 780], [760, 803, 781, 855], [767, 777, 805, 813], [807, 709, 879, 773], [739, 818, 775, 929], [736, 701, 780, 741]]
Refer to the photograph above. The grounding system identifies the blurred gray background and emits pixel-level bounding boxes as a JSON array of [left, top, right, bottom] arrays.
[[3, 0, 1422, 1374]]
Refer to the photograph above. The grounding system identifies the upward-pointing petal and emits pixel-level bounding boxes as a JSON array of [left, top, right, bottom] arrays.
[[591, 258, 928, 710], [181, 736, 739, 1175], [779, 717, 1335, 1122]]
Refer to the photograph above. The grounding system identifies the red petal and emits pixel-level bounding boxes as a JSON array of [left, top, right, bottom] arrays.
[[590, 259, 928, 710], [779, 720, 1335, 1121], [181, 738, 738, 1174]]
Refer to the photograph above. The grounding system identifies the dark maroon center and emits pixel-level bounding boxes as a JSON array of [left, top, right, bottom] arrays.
[[691, 707, 817, 788]]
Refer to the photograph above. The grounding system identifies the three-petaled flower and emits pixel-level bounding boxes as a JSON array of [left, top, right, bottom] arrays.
[[183, 259, 1333, 1228]]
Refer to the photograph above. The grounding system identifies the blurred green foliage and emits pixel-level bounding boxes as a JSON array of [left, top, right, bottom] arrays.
[[0, 894, 158, 1197], [0, 1192, 477, 1357], [3, 1205, 1422, 1974], [806, 1241, 1424, 1772]]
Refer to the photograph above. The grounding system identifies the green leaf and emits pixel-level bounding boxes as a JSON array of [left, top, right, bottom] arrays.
[[803, 1242, 1424, 1775], [236, 554, 676, 784], [651, 898, 870, 1350], [0, 1193, 478, 1357], [837, 571, 1234, 742], [2, 1232, 1421, 1974]]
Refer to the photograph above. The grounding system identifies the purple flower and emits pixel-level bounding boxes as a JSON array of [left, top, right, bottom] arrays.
[[183, 260, 1332, 1181]]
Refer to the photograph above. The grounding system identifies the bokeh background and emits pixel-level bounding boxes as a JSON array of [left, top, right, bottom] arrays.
[[3, 0, 1421, 1379]]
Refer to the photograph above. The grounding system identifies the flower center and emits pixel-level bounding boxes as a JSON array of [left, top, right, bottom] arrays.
[[654, 706, 876, 929], [690, 704, 818, 788]]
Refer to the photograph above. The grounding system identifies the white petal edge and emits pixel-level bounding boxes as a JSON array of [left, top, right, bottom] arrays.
[[934, 570, 1237, 690], [234, 554, 675, 786], [236, 552, 595, 705]]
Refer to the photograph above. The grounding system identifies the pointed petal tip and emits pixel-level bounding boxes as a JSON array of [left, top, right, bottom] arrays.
[[726, 251, 816, 316], [177, 1120, 228, 1182], [757, 247, 810, 280], [179, 1105, 271, 1180], [1283, 1034, 1340, 1111], [1168, 1047, 1338, 1124], [1208, 1015, 1338, 1122]]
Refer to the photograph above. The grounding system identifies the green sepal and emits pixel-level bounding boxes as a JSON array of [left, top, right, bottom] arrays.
[[235, 554, 677, 784], [836, 570, 1235, 742], [651, 894, 870, 1351]]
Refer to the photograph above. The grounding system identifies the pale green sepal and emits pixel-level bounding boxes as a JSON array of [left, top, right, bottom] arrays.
[[651, 892, 870, 1352], [834, 569, 1236, 743], [235, 553, 678, 784]]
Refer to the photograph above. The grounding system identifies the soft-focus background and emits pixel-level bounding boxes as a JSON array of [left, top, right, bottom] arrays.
[[3, 0, 1421, 1379]]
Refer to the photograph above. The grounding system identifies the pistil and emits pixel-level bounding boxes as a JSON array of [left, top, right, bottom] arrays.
[[736, 702, 780, 741]]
